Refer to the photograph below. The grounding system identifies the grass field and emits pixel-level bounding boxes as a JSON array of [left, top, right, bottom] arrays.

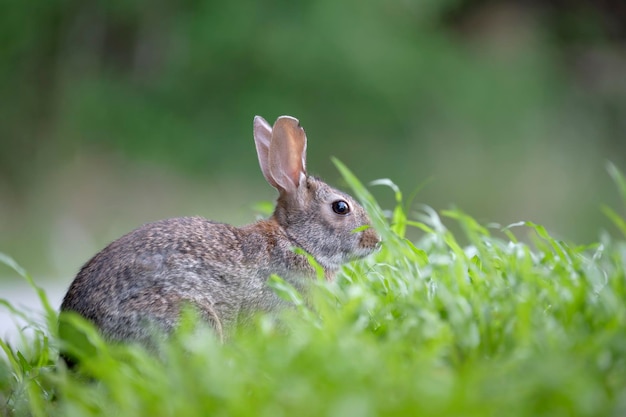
[[1, 161, 626, 417]]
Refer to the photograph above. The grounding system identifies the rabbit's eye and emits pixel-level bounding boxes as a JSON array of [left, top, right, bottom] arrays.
[[332, 200, 350, 215]]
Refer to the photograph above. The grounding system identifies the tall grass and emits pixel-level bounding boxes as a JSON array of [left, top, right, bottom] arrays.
[[1, 163, 626, 417]]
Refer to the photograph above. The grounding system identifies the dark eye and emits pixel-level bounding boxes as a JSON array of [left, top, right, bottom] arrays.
[[332, 200, 350, 215]]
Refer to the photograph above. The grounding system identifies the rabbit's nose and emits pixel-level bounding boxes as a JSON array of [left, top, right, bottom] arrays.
[[360, 227, 381, 250]]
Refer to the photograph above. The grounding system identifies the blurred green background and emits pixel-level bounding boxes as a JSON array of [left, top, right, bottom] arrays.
[[1, 0, 625, 281]]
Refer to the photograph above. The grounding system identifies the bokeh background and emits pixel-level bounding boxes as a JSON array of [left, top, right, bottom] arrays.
[[1, 0, 626, 291]]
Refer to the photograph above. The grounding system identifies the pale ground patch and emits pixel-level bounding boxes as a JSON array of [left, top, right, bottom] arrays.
[[0, 280, 66, 347]]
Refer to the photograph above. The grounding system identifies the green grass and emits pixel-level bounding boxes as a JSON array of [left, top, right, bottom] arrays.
[[2, 162, 626, 417]]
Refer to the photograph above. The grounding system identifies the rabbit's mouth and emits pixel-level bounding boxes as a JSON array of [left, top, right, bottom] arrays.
[[343, 238, 382, 264], [313, 250, 367, 272], [353, 241, 382, 259]]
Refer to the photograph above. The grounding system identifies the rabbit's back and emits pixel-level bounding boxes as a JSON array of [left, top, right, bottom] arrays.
[[61, 217, 280, 343]]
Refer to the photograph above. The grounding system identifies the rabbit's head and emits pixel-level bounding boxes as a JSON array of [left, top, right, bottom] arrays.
[[253, 115, 380, 272]]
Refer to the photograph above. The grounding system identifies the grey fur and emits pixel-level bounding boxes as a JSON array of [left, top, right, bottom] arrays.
[[60, 115, 380, 345]]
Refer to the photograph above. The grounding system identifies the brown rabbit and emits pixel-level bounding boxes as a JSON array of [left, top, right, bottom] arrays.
[[60, 115, 380, 346]]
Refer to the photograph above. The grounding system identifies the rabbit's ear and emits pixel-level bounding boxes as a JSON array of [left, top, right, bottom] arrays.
[[269, 116, 307, 194], [253, 116, 279, 189]]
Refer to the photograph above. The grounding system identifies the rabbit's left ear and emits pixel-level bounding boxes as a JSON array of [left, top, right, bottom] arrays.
[[268, 116, 307, 194], [253, 115, 279, 189]]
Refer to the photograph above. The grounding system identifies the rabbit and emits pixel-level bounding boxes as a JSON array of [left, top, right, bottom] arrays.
[[60, 115, 380, 348]]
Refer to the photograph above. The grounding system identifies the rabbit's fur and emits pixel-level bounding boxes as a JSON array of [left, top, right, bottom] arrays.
[[60, 115, 380, 345]]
